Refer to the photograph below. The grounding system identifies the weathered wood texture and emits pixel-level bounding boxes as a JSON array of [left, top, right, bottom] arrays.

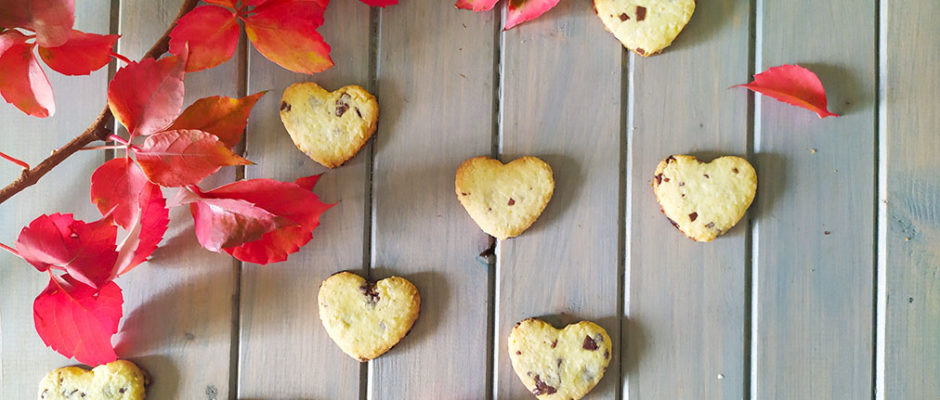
[[495, 1, 622, 398], [625, 0, 750, 399], [881, 0, 940, 398], [0, 3, 111, 399], [112, 1, 241, 398], [753, 0, 876, 398], [237, 1, 372, 398], [371, 1, 496, 397]]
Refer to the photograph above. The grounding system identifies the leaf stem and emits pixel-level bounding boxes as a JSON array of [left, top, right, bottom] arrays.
[[108, 134, 130, 145], [0, 0, 200, 206], [78, 145, 127, 151], [110, 51, 132, 64], [0, 242, 20, 257], [0, 151, 30, 169]]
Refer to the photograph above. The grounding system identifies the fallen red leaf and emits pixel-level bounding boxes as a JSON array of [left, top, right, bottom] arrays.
[[107, 55, 186, 137], [0, 30, 55, 118], [90, 158, 169, 275], [15, 213, 118, 289], [33, 274, 123, 366], [189, 175, 333, 264], [455, 0, 499, 11], [359, 0, 397, 6], [732, 64, 839, 119], [134, 129, 251, 187], [243, 0, 332, 74], [166, 92, 266, 148], [169, 5, 240, 72], [505, 0, 561, 30], [38, 29, 119, 76], [0, 0, 75, 47]]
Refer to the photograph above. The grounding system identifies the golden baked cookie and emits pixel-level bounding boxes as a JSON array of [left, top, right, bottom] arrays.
[[508, 319, 612, 400], [279, 82, 378, 168], [455, 156, 554, 240], [594, 0, 695, 56], [38, 360, 149, 400], [652, 154, 757, 241], [318, 271, 420, 361]]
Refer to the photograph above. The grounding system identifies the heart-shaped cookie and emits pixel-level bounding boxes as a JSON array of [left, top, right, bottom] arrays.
[[652, 154, 757, 242], [38, 360, 149, 400], [318, 271, 420, 361], [594, 0, 695, 56], [455, 156, 554, 240], [279, 82, 378, 168], [508, 319, 612, 400]]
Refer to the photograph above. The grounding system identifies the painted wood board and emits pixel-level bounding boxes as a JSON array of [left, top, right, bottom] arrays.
[[0, 2, 112, 399], [495, 1, 622, 398], [370, 1, 496, 397], [753, 1, 876, 398], [236, 1, 372, 398], [113, 1, 241, 398], [625, 0, 750, 399], [881, 0, 940, 398]]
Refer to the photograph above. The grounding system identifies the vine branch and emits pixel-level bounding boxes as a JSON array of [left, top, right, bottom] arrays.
[[0, 0, 200, 205]]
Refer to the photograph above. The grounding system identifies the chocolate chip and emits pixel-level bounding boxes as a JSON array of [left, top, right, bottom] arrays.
[[551, 339, 557, 348], [119, 387, 126, 394], [706, 222, 715, 229], [619, 13, 629, 21], [355, 107, 363, 118], [487, 207, 492, 212], [556, 358, 563, 367], [583, 335, 599, 350], [681, 194, 686, 198], [664, 177, 671, 182], [679, 182, 685, 186], [667, 217, 680, 229], [508, 198, 516, 206], [532, 375, 557, 395], [461, 192, 468, 196], [666, 155, 676, 163], [516, 350, 522, 355], [689, 212, 698, 222], [359, 282, 380, 304], [335, 93, 351, 117], [604, 350, 610, 359], [81, 393, 86, 397], [636, 6, 647, 21], [636, 47, 646, 55], [704, 174, 710, 178], [280, 101, 291, 112], [654, 173, 663, 185], [733, 168, 739, 174]]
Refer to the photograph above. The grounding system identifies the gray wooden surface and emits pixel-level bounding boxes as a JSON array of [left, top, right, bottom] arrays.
[[1, 0, 938, 399]]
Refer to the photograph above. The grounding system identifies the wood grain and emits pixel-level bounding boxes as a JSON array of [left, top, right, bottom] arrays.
[[0, 2, 111, 398], [495, 1, 622, 398], [113, 1, 240, 398], [753, 1, 876, 398], [881, 0, 940, 398], [625, 1, 750, 399], [371, 1, 496, 397], [236, 1, 371, 398]]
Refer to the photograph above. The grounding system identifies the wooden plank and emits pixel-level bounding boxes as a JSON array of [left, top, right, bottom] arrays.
[[881, 0, 940, 398], [371, 2, 496, 398], [625, 0, 750, 398], [753, 1, 876, 398], [495, 2, 623, 398], [236, 1, 371, 398], [113, 1, 241, 398], [0, 2, 112, 398]]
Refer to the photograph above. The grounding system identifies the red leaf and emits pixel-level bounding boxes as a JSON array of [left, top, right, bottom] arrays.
[[114, 183, 168, 275], [732, 64, 839, 119], [38, 29, 119, 76], [0, 0, 75, 47], [194, 175, 333, 264], [243, 0, 332, 74], [169, 5, 239, 72], [33, 275, 122, 366], [165, 92, 266, 148], [204, 0, 237, 7], [134, 129, 251, 187], [107, 55, 186, 137], [0, 31, 54, 118], [359, 0, 397, 7], [90, 158, 169, 275], [189, 196, 292, 252], [15, 214, 118, 289], [505, 0, 561, 30], [455, 0, 499, 11]]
